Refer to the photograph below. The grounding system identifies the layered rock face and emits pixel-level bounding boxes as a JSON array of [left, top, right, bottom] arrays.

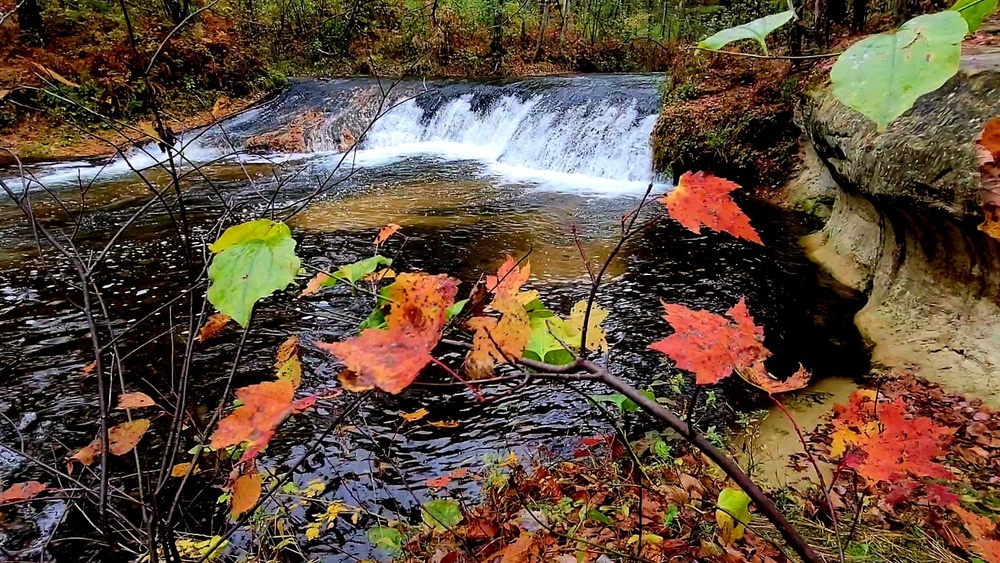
[[788, 51, 1000, 406]]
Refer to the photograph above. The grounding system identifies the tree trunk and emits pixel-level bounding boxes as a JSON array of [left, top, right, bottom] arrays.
[[534, 1, 549, 62], [851, 0, 866, 32], [18, 0, 45, 46]]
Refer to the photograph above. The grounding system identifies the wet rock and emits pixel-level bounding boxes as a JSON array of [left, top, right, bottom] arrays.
[[791, 50, 1000, 407], [244, 110, 326, 153]]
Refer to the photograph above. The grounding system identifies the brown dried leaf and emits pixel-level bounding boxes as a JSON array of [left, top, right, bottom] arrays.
[[197, 313, 231, 342], [115, 392, 157, 410]]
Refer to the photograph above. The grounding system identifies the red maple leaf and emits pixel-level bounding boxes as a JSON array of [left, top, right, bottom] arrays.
[[649, 297, 769, 386], [831, 393, 955, 485], [661, 171, 763, 244], [485, 255, 530, 297], [953, 506, 1000, 563], [210, 379, 296, 460], [319, 272, 458, 394]]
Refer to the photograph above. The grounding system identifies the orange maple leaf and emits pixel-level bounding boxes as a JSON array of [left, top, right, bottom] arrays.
[[319, 272, 458, 394], [320, 327, 435, 394], [649, 297, 768, 386], [197, 313, 231, 342], [0, 481, 46, 505], [831, 393, 954, 485], [464, 296, 532, 379], [485, 255, 531, 297], [210, 379, 296, 459], [953, 506, 1000, 563], [661, 171, 763, 244]]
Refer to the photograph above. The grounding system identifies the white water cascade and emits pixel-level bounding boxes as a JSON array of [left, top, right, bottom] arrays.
[[2, 76, 666, 194], [357, 94, 659, 183]]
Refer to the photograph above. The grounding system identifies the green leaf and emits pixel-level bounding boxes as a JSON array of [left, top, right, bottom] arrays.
[[523, 316, 575, 365], [358, 308, 387, 330], [663, 504, 680, 528], [334, 255, 392, 286], [367, 527, 404, 553], [715, 488, 752, 544], [952, 0, 997, 32], [207, 220, 300, 327], [591, 389, 656, 413], [830, 11, 967, 131], [445, 299, 468, 322], [586, 508, 613, 526], [421, 499, 463, 531], [697, 10, 795, 54]]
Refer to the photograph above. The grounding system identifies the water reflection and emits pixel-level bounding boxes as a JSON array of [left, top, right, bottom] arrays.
[[0, 152, 868, 561]]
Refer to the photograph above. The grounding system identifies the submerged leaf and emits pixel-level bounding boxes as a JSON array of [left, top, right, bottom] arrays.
[[421, 499, 463, 530], [367, 527, 404, 553], [0, 481, 46, 505]]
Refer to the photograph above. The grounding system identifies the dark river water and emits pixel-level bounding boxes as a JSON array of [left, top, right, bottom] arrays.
[[0, 75, 868, 561]]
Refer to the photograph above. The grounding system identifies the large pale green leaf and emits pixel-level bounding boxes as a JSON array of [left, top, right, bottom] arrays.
[[207, 220, 300, 327], [697, 10, 795, 53], [952, 0, 997, 32], [830, 11, 967, 131], [421, 499, 463, 531], [715, 488, 752, 544]]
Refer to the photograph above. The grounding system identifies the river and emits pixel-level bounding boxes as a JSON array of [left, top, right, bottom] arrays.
[[0, 75, 868, 561]]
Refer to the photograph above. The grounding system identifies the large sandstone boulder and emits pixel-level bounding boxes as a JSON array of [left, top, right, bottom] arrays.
[[793, 49, 1000, 407]]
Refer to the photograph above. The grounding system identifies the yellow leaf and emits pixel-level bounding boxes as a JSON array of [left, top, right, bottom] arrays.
[[275, 335, 299, 366], [305, 523, 321, 540], [230, 471, 262, 519], [400, 408, 429, 422], [428, 419, 459, 428], [325, 500, 348, 520], [565, 300, 609, 353], [277, 356, 302, 389], [830, 428, 860, 458], [171, 463, 195, 477]]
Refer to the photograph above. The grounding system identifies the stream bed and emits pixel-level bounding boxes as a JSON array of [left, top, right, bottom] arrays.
[[0, 75, 870, 561]]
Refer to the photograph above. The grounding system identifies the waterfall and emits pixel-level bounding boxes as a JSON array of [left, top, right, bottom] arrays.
[[358, 93, 659, 182], [4, 75, 666, 191]]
